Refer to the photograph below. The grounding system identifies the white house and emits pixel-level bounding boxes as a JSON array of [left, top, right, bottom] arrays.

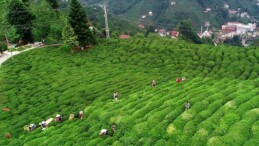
[[149, 11, 153, 16]]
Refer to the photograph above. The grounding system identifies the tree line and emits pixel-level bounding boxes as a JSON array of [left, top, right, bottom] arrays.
[[0, 0, 96, 50]]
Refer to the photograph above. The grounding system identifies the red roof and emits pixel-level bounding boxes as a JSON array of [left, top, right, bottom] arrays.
[[119, 35, 130, 39], [171, 31, 179, 37]]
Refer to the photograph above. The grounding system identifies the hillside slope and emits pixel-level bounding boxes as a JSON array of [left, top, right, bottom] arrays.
[[0, 37, 258, 145], [83, 0, 259, 28]]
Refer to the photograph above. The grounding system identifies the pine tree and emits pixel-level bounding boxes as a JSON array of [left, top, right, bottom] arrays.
[[7, 0, 34, 44], [46, 0, 59, 9], [62, 20, 79, 48], [68, 0, 95, 48], [178, 20, 202, 44]]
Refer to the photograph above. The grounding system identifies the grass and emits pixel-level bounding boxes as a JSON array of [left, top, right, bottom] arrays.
[[0, 36, 258, 145]]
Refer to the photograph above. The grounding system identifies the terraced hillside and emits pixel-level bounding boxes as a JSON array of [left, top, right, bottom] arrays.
[[0, 36, 259, 145]]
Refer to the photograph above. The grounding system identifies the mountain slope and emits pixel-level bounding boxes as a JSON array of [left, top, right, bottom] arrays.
[[82, 0, 259, 28], [0, 37, 258, 145]]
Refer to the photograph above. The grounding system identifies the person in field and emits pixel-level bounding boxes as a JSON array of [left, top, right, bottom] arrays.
[[99, 129, 109, 137], [176, 77, 181, 83], [185, 101, 190, 109], [5, 133, 11, 139], [39, 121, 47, 130], [55, 114, 62, 122], [152, 80, 156, 87], [113, 92, 119, 100], [79, 111, 84, 119], [29, 124, 36, 131], [182, 77, 186, 81], [69, 114, 74, 120], [3, 107, 10, 111], [111, 125, 116, 132]]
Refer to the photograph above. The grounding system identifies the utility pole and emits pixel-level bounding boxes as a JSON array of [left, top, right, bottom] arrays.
[[100, 1, 110, 38]]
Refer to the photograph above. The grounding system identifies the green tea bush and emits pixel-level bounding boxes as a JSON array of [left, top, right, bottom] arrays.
[[0, 38, 258, 145]]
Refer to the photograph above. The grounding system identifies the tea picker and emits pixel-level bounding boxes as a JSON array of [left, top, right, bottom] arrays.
[[79, 111, 84, 119], [29, 124, 36, 131], [185, 101, 190, 109], [39, 121, 47, 130], [69, 114, 74, 120], [99, 129, 109, 137], [55, 114, 62, 122], [113, 92, 119, 100], [152, 80, 156, 87]]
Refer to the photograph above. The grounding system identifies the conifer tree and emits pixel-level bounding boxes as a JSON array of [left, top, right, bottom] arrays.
[[62, 20, 79, 48], [68, 0, 95, 48], [178, 20, 202, 44], [7, 0, 34, 44], [46, 0, 59, 9]]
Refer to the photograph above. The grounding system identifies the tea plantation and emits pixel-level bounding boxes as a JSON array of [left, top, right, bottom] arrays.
[[0, 36, 258, 146]]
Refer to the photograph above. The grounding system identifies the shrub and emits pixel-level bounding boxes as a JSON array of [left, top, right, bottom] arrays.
[[0, 42, 7, 54]]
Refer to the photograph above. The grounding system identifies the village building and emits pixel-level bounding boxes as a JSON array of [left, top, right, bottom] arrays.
[[222, 22, 256, 34], [170, 31, 179, 38], [204, 8, 211, 13], [224, 3, 229, 9], [119, 35, 131, 39], [170, 1, 176, 6], [158, 29, 167, 37], [138, 24, 145, 29]]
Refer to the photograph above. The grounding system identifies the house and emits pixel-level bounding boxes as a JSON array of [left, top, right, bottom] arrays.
[[119, 35, 130, 39], [198, 30, 212, 38], [171, 31, 179, 38], [224, 3, 229, 9], [170, 1, 176, 6], [148, 11, 153, 16], [225, 22, 256, 34], [138, 24, 145, 29], [222, 25, 237, 33], [204, 8, 211, 13], [142, 15, 146, 19], [228, 9, 238, 14], [204, 21, 211, 27], [240, 12, 250, 18], [158, 29, 167, 37]]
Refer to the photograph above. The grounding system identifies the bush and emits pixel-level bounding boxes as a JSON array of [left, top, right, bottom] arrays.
[[0, 38, 258, 145], [0, 42, 7, 54]]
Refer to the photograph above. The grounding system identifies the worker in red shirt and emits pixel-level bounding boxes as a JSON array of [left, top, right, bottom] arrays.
[[176, 77, 181, 83]]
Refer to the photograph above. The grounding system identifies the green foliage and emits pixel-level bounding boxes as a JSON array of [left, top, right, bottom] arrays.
[[45, 0, 58, 9], [68, 0, 96, 48], [62, 20, 79, 49], [178, 20, 202, 44], [29, 1, 65, 43], [0, 37, 258, 145], [0, 42, 7, 54], [6, 26, 20, 43], [7, 0, 34, 44], [224, 36, 243, 47]]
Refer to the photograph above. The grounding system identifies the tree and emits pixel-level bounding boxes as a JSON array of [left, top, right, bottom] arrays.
[[46, 0, 59, 9], [68, 0, 95, 48], [0, 42, 7, 55], [30, 0, 56, 42], [145, 25, 155, 37], [224, 35, 243, 47], [6, 26, 20, 43], [7, 0, 34, 44], [62, 20, 79, 48], [178, 20, 202, 44]]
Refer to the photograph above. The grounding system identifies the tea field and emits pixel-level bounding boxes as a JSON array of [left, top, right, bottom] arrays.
[[0, 36, 258, 145]]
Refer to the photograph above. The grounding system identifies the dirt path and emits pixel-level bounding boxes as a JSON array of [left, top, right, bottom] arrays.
[[0, 44, 60, 66]]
